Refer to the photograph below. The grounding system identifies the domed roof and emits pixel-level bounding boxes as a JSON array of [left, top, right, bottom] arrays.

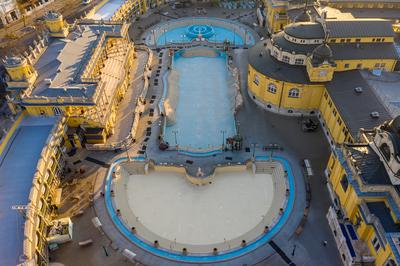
[[389, 116, 400, 136], [45, 11, 61, 20], [294, 9, 311, 23], [311, 43, 333, 64], [313, 43, 332, 58], [3, 56, 25, 67], [284, 22, 325, 40]]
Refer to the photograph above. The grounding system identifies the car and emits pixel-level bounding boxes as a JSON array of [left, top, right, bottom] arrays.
[[302, 118, 319, 132]]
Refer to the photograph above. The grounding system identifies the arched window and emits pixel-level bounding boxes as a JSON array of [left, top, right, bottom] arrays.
[[288, 88, 300, 98], [268, 83, 277, 94]]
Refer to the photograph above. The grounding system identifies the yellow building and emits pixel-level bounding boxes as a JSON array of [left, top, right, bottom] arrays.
[[325, 116, 400, 266], [263, 0, 291, 33], [248, 14, 398, 128], [4, 12, 136, 145], [0, 114, 68, 266]]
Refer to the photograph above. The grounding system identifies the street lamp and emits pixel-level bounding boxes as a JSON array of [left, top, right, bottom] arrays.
[[172, 130, 178, 148], [125, 142, 131, 161], [152, 29, 157, 47], [220, 130, 226, 150], [251, 142, 257, 160], [236, 121, 241, 135]]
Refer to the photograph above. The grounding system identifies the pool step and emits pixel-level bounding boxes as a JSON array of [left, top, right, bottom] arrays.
[[254, 161, 283, 175], [121, 161, 147, 175]]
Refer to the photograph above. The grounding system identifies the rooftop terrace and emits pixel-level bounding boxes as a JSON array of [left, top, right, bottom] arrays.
[[0, 116, 56, 266]]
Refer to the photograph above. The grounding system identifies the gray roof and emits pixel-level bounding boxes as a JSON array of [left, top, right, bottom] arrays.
[[25, 23, 126, 105], [248, 41, 316, 84], [366, 202, 400, 233], [272, 32, 317, 55], [326, 70, 392, 137], [0, 116, 55, 266], [272, 32, 398, 59], [284, 22, 325, 39], [326, 19, 395, 38], [331, 42, 399, 60], [342, 8, 400, 20], [346, 145, 392, 185]]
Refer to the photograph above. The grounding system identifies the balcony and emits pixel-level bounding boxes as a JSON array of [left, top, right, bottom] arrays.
[[327, 207, 375, 266]]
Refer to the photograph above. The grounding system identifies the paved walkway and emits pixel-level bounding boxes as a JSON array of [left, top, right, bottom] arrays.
[[106, 50, 149, 144]]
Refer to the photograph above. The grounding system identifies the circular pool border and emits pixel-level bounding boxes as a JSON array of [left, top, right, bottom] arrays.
[[104, 156, 296, 263]]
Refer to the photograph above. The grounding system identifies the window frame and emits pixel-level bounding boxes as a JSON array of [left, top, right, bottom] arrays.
[[288, 88, 300, 98]]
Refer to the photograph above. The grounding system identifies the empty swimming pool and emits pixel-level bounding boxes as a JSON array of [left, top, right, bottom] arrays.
[[163, 48, 237, 153]]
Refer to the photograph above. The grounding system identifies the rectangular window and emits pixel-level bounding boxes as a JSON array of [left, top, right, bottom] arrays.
[[253, 75, 260, 86], [372, 236, 381, 253], [330, 39, 336, 43], [372, 38, 376, 42], [382, 38, 385, 42], [340, 174, 348, 192], [355, 38, 361, 42], [282, 55, 290, 63], [333, 109, 337, 116], [357, 63, 362, 69], [295, 58, 304, 65], [53, 107, 62, 116], [376, 38, 381, 42], [346, 38, 351, 42], [340, 39, 345, 43], [288, 88, 300, 98], [267, 83, 277, 94], [344, 64, 350, 68]]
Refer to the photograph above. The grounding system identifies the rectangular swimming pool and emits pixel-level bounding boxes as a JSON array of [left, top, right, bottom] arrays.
[[164, 51, 236, 151]]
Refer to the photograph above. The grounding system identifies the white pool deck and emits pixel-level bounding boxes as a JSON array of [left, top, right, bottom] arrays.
[[113, 163, 287, 253], [89, 0, 125, 20]]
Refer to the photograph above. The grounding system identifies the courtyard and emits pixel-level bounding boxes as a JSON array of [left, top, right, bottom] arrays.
[[48, 4, 341, 266]]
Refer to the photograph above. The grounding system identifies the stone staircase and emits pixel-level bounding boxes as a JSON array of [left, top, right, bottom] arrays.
[[254, 161, 282, 175], [121, 161, 147, 175]]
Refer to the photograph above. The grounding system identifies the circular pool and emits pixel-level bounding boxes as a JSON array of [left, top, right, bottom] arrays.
[[144, 17, 256, 46], [186, 24, 215, 39], [105, 157, 295, 263]]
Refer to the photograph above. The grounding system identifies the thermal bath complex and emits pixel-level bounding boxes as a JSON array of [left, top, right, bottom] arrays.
[[100, 16, 298, 263]]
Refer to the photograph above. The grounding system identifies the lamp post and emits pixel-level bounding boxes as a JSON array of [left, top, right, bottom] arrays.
[[152, 29, 157, 47], [125, 142, 131, 161], [251, 142, 257, 161], [236, 121, 241, 135], [172, 130, 178, 148], [220, 130, 226, 150]]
